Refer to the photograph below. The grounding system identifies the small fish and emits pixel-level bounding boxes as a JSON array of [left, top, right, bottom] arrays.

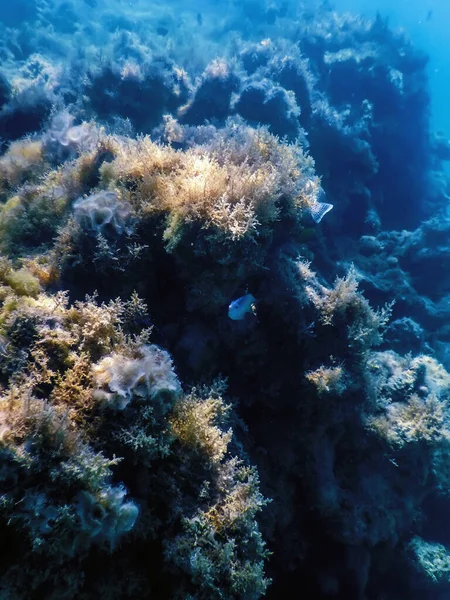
[[197, 13, 203, 26], [228, 294, 256, 321], [308, 189, 333, 223], [309, 200, 333, 223]]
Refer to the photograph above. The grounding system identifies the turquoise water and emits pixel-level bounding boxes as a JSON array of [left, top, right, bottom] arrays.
[[334, 0, 450, 137]]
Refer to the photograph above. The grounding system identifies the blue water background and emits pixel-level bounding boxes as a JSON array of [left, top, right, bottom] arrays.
[[333, 0, 450, 138]]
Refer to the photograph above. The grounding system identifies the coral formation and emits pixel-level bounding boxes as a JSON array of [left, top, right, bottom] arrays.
[[43, 112, 99, 162], [73, 191, 134, 238]]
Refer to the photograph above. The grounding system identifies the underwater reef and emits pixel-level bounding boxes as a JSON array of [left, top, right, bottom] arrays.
[[1, 1, 450, 599]]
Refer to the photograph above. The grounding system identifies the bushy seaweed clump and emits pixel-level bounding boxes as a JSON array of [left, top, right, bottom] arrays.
[[0, 284, 269, 599], [0, 119, 319, 316]]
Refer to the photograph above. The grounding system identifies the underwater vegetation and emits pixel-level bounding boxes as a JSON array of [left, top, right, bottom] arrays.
[[0, 1, 450, 599]]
